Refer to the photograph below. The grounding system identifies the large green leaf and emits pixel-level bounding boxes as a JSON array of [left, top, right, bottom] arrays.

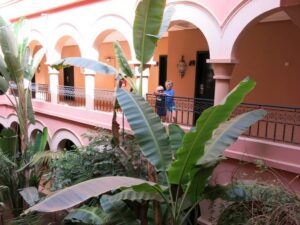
[[168, 124, 185, 156], [19, 187, 40, 207], [51, 57, 117, 75], [33, 127, 48, 154], [25, 176, 155, 213], [168, 77, 256, 184], [113, 41, 134, 78], [133, 0, 164, 65], [100, 195, 140, 225], [186, 109, 266, 203], [21, 46, 30, 77], [0, 128, 18, 160], [107, 189, 164, 203], [0, 55, 10, 81], [0, 16, 23, 83], [148, 5, 175, 39], [0, 76, 8, 93], [64, 206, 109, 225], [197, 109, 267, 167], [26, 89, 35, 124], [117, 89, 172, 171], [28, 48, 46, 80]]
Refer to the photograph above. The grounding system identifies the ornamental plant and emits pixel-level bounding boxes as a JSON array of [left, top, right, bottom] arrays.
[[25, 1, 266, 224]]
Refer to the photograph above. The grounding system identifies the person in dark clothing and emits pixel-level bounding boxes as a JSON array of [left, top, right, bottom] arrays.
[[154, 85, 166, 122]]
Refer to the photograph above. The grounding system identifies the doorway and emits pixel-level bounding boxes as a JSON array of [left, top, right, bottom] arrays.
[[63, 66, 74, 101], [158, 55, 168, 87], [32, 75, 36, 99], [193, 51, 215, 124]]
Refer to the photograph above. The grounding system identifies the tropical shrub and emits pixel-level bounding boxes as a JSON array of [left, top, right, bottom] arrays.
[[216, 182, 300, 225], [23, 0, 267, 224], [47, 129, 147, 191], [25, 77, 266, 225], [0, 17, 55, 223]]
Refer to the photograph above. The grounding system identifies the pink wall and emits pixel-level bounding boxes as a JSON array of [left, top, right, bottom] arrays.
[[0, 95, 130, 148], [231, 21, 300, 106], [149, 37, 169, 93], [95, 41, 131, 90], [166, 29, 208, 97]]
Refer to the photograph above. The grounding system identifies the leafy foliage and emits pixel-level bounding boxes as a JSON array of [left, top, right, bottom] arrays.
[[47, 129, 147, 191], [0, 127, 49, 217], [26, 1, 267, 225], [217, 182, 300, 225]]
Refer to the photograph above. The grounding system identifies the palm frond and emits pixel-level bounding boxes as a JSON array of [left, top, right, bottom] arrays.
[[17, 151, 62, 172]]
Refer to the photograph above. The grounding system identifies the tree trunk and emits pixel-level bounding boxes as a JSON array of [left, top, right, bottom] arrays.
[[147, 162, 163, 225]]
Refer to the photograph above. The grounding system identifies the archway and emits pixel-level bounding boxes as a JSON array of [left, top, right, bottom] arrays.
[[149, 19, 211, 126], [51, 129, 82, 151], [57, 139, 76, 151], [231, 10, 300, 107], [93, 29, 131, 91], [0, 123, 4, 133], [55, 35, 85, 107], [29, 40, 49, 101]]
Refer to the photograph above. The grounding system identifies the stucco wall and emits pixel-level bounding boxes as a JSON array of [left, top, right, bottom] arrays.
[[95, 41, 131, 90], [231, 20, 300, 106], [152, 29, 209, 97]]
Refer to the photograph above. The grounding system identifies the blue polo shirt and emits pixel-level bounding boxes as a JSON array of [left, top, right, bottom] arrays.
[[164, 89, 175, 108]]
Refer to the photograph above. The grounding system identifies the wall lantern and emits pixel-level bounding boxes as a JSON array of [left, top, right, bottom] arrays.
[[177, 55, 187, 78]]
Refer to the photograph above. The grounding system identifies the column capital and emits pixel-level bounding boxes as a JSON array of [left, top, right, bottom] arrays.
[[208, 58, 238, 79]]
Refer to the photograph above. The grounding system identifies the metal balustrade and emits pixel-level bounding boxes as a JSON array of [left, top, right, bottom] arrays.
[[6, 83, 300, 146], [31, 83, 50, 102], [233, 103, 300, 146], [58, 85, 85, 107], [146, 94, 214, 126], [94, 89, 115, 111]]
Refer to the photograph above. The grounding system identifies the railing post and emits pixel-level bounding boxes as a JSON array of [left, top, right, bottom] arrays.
[[207, 59, 238, 105], [84, 68, 95, 110], [49, 67, 59, 104]]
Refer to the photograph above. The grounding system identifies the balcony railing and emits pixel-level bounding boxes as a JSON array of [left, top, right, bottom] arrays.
[[146, 94, 214, 126], [94, 89, 115, 111], [147, 94, 300, 146], [7, 84, 299, 146], [233, 103, 300, 146], [32, 83, 50, 102], [58, 85, 85, 107]]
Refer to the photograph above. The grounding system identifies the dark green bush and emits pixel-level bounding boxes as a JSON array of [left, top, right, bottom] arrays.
[[46, 129, 147, 191]]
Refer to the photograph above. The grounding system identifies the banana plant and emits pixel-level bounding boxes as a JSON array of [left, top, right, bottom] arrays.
[[0, 127, 54, 217], [25, 77, 266, 225], [51, 0, 174, 149], [0, 17, 45, 153]]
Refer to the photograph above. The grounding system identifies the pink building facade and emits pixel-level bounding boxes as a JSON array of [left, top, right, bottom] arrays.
[[0, 1, 300, 222]]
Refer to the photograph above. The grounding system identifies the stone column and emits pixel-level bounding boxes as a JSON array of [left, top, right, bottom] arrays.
[[207, 59, 237, 105], [49, 67, 59, 104], [84, 69, 95, 110], [131, 61, 156, 98]]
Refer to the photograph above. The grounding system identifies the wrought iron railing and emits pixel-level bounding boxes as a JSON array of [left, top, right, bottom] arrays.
[[146, 94, 214, 126], [58, 85, 85, 107], [31, 83, 50, 102], [94, 89, 115, 111], [146, 94, 300, 146], [7, 83, 300, 146], [233, 103, 300, 146]]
